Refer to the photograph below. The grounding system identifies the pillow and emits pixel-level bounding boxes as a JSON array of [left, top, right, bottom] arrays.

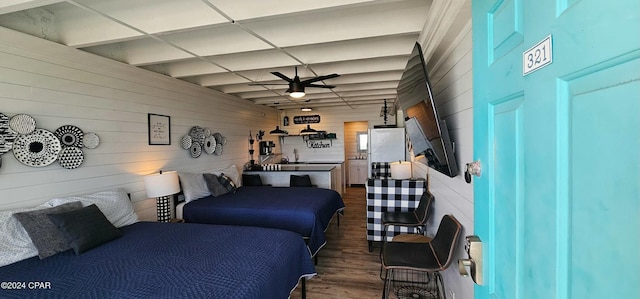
[[207, 165, 240, 186], [13, 201, 83, 259], [48, 204, 122, 254], [242, 174, 264, 186], [178, 172, 210, 202], [218, 173, 237, 194], [290, 174, 313, 187], [0, 207, 39, 267], [43, 189, 138, 228], [203, 173, 231, 197]]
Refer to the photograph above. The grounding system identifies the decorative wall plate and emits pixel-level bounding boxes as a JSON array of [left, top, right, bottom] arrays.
[[204, 128, 211, 138], [203, 136, 216, 154], [221, 136, 227, 145], [12, 129, 61, 167], [9, 114, 36, 135], [214, 144, 223, 155], [181, 135, 192, 150], [190, 142, 202, 158], [189, 126, 205, 146], [0, 113, 17, 154], [213, 132, 223, 144], [54, 125, 84, 148], [83, 132, 100, 149], [58, 147, 84, 169]]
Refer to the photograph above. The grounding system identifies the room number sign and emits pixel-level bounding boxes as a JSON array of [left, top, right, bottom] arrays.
[[523, 35, 552, 76]]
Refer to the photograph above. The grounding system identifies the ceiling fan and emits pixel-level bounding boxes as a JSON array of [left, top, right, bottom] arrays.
[[251, 67, 340, 98]]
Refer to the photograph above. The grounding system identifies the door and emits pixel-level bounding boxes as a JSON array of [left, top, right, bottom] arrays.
[[473, 0, 639, 298]]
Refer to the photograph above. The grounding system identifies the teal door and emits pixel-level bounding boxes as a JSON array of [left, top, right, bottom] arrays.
[[473, 0, 639, 298]]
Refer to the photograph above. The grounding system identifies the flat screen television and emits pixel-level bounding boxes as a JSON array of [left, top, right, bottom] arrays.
[[396, 42, 459, 177]]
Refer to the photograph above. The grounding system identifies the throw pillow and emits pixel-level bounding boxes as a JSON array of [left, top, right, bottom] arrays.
[[47, 204, 122, 254], [178, 172, 210, 202], [43, 189, 138, 228], [242, 174, 264, 186], [290, 174, 313, 187], [13, 201, 83, 259], [0, 207, 39, 267], [207, 165, 240, 186], [203, 173, 231, 197], [218, 173, 237, 194]]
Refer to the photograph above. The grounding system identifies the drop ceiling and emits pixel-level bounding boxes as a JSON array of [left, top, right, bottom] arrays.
[[0, 0, 436, 110]]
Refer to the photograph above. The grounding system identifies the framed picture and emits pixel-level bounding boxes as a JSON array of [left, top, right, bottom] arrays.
[[148, 113, 171, 145]]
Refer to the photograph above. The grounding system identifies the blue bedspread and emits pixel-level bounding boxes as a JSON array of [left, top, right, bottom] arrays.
[[0, 222, 316, 299], [183, 186, 345, 256]]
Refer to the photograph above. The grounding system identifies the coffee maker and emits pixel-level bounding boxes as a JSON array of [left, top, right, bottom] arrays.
[[259, 141, 275, 155]]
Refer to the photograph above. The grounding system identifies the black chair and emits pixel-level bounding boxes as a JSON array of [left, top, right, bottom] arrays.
[[381, 214, 462, 299], [381, 191, 434, 242]]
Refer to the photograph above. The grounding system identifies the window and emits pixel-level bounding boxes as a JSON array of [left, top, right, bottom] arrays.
[[357, 131, 368, 152]]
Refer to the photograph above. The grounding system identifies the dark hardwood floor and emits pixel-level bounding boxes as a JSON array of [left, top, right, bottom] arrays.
[[291, 186, 384, 299]]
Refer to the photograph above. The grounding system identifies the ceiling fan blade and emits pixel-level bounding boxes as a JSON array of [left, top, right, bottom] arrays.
[[271, 71, 293, 82], [307, 84, 336, 89], [249, 83, 290, 86], [301, 73, 340, 84]]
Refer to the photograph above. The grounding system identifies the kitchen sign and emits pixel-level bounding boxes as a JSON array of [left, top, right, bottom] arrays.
[[293, 115, 321, 124]]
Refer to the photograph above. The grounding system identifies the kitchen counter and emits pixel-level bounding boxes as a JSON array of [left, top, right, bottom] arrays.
[[280, 160, 344, 165], [244, 165, 338, 191], [250, 165, 335, 172]]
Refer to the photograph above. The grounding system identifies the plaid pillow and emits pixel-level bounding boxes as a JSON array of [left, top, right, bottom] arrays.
[[218, 173, 237, 193]]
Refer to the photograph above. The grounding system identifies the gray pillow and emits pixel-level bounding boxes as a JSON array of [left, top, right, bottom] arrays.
[[13, 201, 83, 259], [203, 173, 230, 197], [47, 204, 122, 254]]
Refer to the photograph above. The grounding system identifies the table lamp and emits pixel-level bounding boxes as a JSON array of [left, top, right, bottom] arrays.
[[144, 170, 180, 222]]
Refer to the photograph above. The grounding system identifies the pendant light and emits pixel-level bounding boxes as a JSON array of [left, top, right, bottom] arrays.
[[299, 125, 317, 135], [269, 126, 288, 136]]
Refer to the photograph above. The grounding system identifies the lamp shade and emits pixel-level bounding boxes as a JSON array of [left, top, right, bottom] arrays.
[[144, 171, 180, 198], [390, 161, 412, 179]]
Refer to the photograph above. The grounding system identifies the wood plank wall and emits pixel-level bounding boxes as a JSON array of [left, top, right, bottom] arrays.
[[278, 105, 386, 162], [412, 17, 475, 299], [0, 28, 278, 220]]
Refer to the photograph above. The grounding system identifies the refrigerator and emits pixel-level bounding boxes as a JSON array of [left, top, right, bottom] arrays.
[[368, 128, 406, 177]]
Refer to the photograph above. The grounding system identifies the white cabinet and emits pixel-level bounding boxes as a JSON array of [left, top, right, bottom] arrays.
[[349, 159, 368, 186]]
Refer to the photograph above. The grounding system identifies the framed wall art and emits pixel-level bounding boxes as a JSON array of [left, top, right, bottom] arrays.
[[148, 113, 171, 145]]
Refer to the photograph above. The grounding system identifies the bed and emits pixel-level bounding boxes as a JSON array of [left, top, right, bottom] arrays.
[[178, 186, 346, 257], [0, 189, 316, 299]]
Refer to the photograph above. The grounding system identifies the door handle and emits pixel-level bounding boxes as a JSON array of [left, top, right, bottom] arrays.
[[464, 160, 481, 183], [458, 235, 483, 285]]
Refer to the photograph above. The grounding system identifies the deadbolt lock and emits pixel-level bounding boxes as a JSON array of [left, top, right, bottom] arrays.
[[458, 235, 483, 285]]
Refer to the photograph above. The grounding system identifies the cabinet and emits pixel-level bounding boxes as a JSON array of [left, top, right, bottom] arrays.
[[349, 159, 368, 186]]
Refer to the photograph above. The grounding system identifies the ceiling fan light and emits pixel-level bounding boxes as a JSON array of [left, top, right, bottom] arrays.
[[290, 91, 305, 98]]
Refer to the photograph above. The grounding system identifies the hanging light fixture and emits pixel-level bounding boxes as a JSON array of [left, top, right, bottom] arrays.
[[269, 126, 288, 136], [299, 125, 317, 135], [301, 107, 312, 112], [379, 99, 396, 125]]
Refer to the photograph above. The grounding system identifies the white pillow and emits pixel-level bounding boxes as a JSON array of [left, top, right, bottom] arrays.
[[44, 188, 138, 228], [0, 206, 39, 267], [207, 164, 240, 187], [178, 172, 210, 202]]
